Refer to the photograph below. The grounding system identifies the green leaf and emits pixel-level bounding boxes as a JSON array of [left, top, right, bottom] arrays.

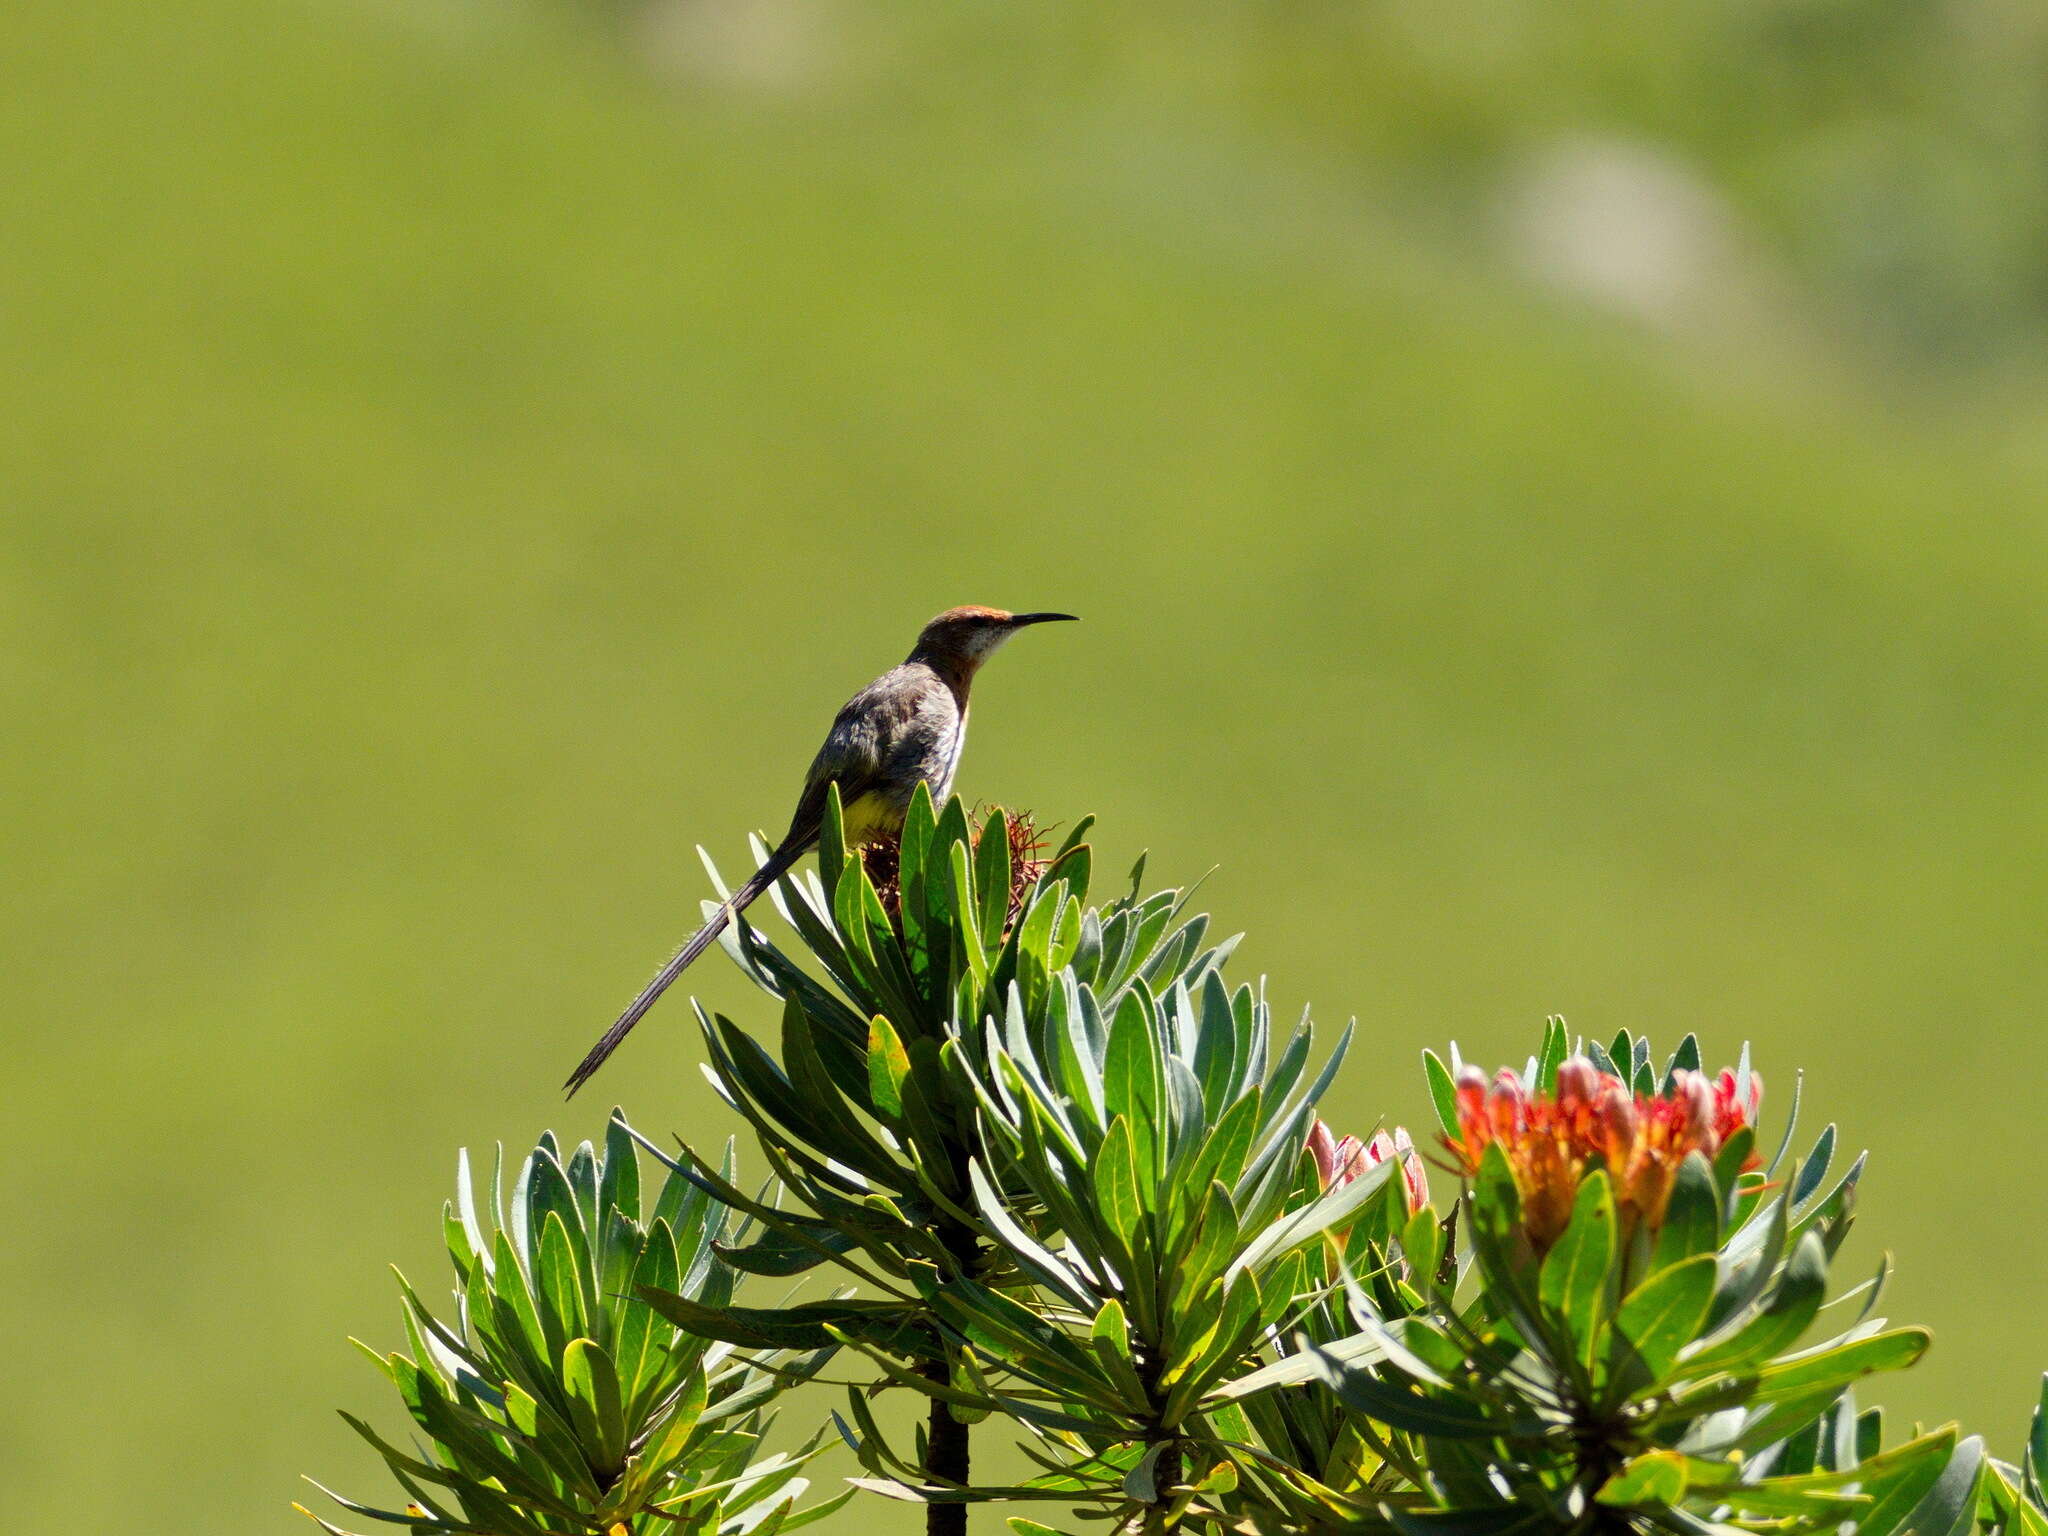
[[866, 1014, 911, 1119], [1596, 1451, 1688, 1507], [930, 1281, 1123, 1407], [522, 1146, 590, 1281], [1650, 1152, 1719, 1270], [1745, 1328, 1930, 1404], [1986, 1461, 2048, 1536], [1204, 1330, 1387, 1400], [1103, 992, 1164, 1180], [1422, 1049, 1462, 1140], [1713, 1126, 1756, 1214], [1315, 1356, 1508, 1439], [1539, 1169, 1615, 1366], [2027, 1372, 2048, 1507], [535, 1209, 586, 1352], [1048, 879, 1084, 970], [1189, 973, 1241, 1118], [1612, 1252, 1717, 1382], [1466, 1143, 1546, 1348], [714, 1214, 856, 1278], [631, 1368, 710, 1485], [566, 1138, 602, 1246], [1173, 1180, 1242, 1300], [968, 1161, 1096, 1313], [1684, 1229, 1827, 1379], [1791, 1123, 1836, 1208], [1898, 1436, 1984, 1536], [899, 784, 938, 968], [1085, 1298, 1150, 1407], [1401, 1205, 1444, 1295], [976, 805, 1013, 942], [1333, 1309, 1455, 1390], [1850, 1429, 1962, 1536], [1050, 812, 1097, 864], [384, 1357, 566, 1510], [640, 1288, 931, 1353], [949, 841, 990, 991], [1122, 1442, 1168, 1503], [486, 1230, 548, 1379], [1535, 1019, 1568, 1095], [1665, 1033, 1702, 1086], [615, 1218, 679, 1413], [1709, 1187, 1788, 1331], [1163, 1271, 1266, 1421], [818, 782, 846, 900], [599, 1112, 640, 1219], [1227, 1153, 1392, 1282], [1014, 882, 1065, 1016], [452, 1148, 490, 1268], [561, 1338, 627, 1474], [709, 1011, 905, 1190], [1091, 1117, 1144, 1257]]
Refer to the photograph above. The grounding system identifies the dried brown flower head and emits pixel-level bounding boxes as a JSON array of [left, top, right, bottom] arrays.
[[860, 805, 1049, 937]]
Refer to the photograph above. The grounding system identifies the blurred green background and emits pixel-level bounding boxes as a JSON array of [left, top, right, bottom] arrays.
[[7, 0, 2048, 1529]]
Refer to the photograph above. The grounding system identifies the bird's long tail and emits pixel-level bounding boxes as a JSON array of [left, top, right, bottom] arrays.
[[564, 841, 804, 1097]]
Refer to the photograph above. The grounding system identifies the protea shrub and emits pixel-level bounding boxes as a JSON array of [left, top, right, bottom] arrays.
[[304, 799, 2048, 1536]]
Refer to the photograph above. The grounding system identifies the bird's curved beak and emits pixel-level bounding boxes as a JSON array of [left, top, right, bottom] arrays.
[[1008, 612, 1080, 626]]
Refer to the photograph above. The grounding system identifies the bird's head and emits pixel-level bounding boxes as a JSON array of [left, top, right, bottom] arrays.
[[911, 606, 1079, 673]]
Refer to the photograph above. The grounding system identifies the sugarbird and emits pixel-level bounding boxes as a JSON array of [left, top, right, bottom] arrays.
[[564, 605, 1077, 1095]]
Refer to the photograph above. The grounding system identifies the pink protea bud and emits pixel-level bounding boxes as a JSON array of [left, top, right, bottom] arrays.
[[1309, 1119, 1407, 1201], [1555, 1057, 1599, 1107], [1307, 1120, 1339, 1187], [1715, 1069, 1762, 1147], [1308, 1120, 1379, 1189], [1453, 1065, 1488, 1131], [1332, 1135, 1368, 1183], [1712, 1067, 1763, 1135], [1487, 1070, 1528, 1138], [1672, 1070, 1716, 1146], [1597, 1080, 1636, 1145], [1366, 1128, 1431, 1211]]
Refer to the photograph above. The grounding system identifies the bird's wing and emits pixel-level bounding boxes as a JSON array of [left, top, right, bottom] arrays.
[[778, 668, 923, 848]]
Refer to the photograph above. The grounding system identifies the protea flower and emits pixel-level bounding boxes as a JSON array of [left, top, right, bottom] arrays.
[[1309, 1120, 1430, 1213], [1444, 1057, 1761, 1251]]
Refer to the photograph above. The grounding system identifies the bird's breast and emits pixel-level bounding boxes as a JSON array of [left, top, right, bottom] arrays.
[[934, 706, 967, 803]]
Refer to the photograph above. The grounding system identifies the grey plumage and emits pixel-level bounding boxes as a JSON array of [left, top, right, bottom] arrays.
[[803, 660, 968, 838]]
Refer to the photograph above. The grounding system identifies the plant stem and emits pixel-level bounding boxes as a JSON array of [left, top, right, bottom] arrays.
[[1126, 1338, 1183, 1536], [923, 1360, 970, 1536], [925, 1206, 979, 1536], [1143, 1439, 1184, 1535]]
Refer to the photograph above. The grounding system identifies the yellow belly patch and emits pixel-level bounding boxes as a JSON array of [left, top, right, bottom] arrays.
[[840, 788, 903, 847]]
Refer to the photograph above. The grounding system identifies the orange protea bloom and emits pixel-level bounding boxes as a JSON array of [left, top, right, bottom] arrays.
[[1444, 1058, 1762, 1251]]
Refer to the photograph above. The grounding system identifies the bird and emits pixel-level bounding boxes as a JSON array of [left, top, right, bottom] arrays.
[[564, 605, 1078, 1096]]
